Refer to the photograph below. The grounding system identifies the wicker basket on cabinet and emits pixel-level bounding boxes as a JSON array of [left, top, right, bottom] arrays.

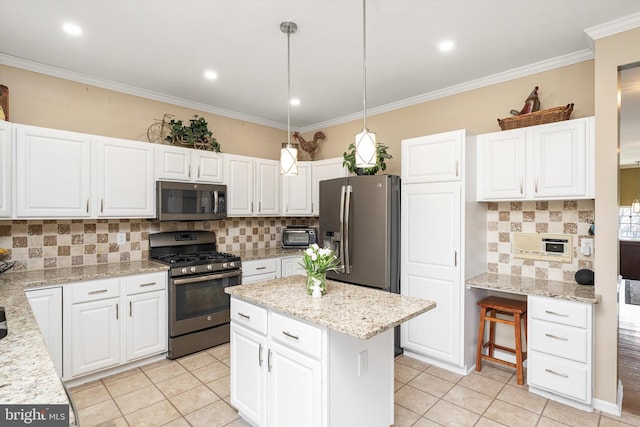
[[497, 103, 574, 131]]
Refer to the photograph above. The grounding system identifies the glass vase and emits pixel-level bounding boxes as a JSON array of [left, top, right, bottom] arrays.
[[306, 271, 327, 295]]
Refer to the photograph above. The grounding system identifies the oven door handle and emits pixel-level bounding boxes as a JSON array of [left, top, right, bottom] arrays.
[[172, 270, 242, 285]]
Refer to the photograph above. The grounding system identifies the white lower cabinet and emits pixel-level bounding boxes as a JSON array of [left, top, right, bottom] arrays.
[[63, 272, 167, 380], [527, 295, 594, 409], [25, 286, 63, 376], [242, 258, 279, 284], [230, 297, 395, 427], [280, 255, 305, 277]]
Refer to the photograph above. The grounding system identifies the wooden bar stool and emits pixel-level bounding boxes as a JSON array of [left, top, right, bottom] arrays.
[[475, 296, 528, 385]]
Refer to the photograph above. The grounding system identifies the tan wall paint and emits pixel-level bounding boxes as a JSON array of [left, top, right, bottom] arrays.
[[0, 65, 287, 159], [299, 61, 595, 175], [619, 168, 640, 206], [594, 26, 640, 406]]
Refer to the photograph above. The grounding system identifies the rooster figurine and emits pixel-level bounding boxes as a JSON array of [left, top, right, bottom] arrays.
[[293, 131, 326, 160], [510, 86, 540, 116]]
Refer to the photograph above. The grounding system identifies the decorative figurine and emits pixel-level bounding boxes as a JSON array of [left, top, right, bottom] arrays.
[[293, 131, 326, 160], [510, 86, 540, 116]]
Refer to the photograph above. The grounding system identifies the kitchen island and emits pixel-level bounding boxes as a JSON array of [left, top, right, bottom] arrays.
[[225, 276, 436, 427]]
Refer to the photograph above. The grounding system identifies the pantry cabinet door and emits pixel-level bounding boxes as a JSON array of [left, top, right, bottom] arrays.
[[16, 124, 92, 218]]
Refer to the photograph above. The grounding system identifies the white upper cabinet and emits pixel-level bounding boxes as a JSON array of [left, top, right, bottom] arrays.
[[16, 124, 92, 218], [282, 162, 312, 216], [477, 117, 594, 201], [255, 159, 280, 216], [310, 158, 347, 216], [0, 120, 12, 217], [225, 154, 279, 216], [402, 130, 463, 184], [96, 136, 155, 217], [157, 144, 223, 183]]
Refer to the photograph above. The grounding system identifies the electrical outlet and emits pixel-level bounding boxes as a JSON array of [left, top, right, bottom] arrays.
[[581, 238, 594, 256], [117, 232, 127, 245], [357, 350, 368, 376], [228, 228, 234, 237]]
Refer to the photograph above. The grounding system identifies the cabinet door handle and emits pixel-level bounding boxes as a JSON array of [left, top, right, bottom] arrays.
[[188, 165, 191, 178], [520, 179, 523, 194], [259, 202, 261, 212], [455, 160, 459, 177], [238, 312, 250, 320], [129, 301, 132, 317], [116, 303, 119, 320], [88, 289, 108, 295], [198, 165, 201, 178], [454, 251, 458, 267], [267, 348, 272, 372], [139, 282, 156, 287], [101, 199, 104, 213], [544, 333, 568, 341], [251, 202, 254, 213], [535, 177, 538, 193], [86, 199, 89, 214], [545, 368, 568, 378], [545, 310, 569, 317], [258, 343, 263, 367], [282, 330, 299, 340]]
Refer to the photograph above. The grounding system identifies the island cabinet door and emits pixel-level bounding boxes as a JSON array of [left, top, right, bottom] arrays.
[[267, 340, 322, 427], [231, 323, 268, 427]]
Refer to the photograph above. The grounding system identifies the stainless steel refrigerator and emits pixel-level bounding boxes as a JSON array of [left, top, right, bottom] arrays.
[[319, 174, 401, 352]]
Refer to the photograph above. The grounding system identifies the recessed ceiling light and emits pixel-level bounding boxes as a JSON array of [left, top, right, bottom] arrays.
[[204, 70, 218, 80], [438, 40, 454, 52], [290, 98, 300, 106], [62, 22, 82, 37]]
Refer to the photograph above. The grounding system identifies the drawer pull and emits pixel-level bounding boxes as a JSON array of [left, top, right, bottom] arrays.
[[256, 266, 267, 270], [282, 330, 299, 340], [258, 344, 263, 367], [238, 312, 251, 320], [545, 368, 568, 378], [88, 289, 108, 295], [139, 282, 156, 287], [544, 310, 569, 317], [544, 333, 568, 341]]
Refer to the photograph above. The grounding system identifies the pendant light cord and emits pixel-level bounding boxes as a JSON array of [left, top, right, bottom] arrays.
[[287, 27, 292, 147], [362, 0, 368, 131]]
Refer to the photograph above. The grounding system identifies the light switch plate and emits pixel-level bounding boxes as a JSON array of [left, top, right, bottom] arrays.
[[117, 232, 126, 245]]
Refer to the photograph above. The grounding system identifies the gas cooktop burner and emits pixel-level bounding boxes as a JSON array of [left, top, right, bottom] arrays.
[[155, 252, 239, 266]]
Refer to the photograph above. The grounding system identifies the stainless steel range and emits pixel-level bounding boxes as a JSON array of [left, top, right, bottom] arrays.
[[149, 230, 241, 359]]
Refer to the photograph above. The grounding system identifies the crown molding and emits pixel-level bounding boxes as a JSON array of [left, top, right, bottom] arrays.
[[0, 53, 289, 131], [585, 12, 640, 40], [297, 49, 594, 134]]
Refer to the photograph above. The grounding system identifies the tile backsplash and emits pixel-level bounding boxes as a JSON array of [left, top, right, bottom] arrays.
[[0, 217, 318, 271], [486, 200, 595, 281]]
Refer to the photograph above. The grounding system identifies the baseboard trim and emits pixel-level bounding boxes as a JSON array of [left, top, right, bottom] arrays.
[[593, 380, 623, 416], [401, 350, 468, 376], [63, 353, 167, 388]]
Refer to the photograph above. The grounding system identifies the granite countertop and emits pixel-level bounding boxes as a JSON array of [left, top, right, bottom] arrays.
[[226, 276, 436, 340], [0, 260, 168, 415], [236, 247, 304, 262], [466, 273, 601, 304]]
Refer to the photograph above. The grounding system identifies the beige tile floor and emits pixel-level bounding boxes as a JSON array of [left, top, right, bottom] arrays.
[[69, 344, 640, 427]]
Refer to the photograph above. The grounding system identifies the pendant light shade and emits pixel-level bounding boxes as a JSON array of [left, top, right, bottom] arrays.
[[280, 21, 298, 176], [355, 0, 377, 168], [280, 142, 298, 176]]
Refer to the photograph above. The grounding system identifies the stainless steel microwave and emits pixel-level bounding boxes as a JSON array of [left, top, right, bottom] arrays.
[[156, 181, 226, 221], [282, 227, 318, 248]]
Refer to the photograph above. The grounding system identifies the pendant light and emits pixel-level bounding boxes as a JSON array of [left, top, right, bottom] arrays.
[[280, 21, 298, 176], [355, 0, 377, 168], [633, 161, 640, 213]]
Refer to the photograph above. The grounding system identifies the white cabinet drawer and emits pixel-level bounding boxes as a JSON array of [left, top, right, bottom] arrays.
[[270, 311, 322, 359], [71, 278, 120, 303], [529, 296, 589, 328], [231, 298, 268, 335], [125, 272, 167, 295], [529, 321, 587, 363], [242, 258, 278, 276], [528, 351, 589, 403]]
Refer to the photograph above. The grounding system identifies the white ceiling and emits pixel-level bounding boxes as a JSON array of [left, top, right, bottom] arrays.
[[1, 0, 640, 133]]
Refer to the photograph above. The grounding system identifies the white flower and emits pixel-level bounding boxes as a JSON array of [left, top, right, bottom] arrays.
[[311, 252, 317, 261], [310, 243, 319, 250]]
